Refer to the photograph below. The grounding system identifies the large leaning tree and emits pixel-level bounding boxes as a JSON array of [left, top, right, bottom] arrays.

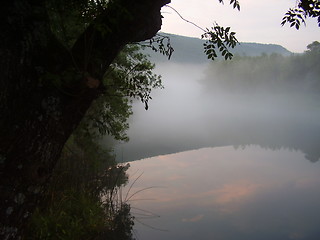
[[0, 0, 169, 238], [0, 0, 319, 239]]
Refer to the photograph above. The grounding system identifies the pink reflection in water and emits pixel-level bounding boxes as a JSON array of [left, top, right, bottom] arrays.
[[123, 146, 320, 240]]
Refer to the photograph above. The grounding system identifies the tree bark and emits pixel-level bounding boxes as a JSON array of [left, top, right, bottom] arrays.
[[0, 0, 170, 238]]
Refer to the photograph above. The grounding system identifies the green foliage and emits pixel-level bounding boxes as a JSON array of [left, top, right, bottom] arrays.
[[281, 8, 307, 30], [163, 1, 240, 61], [141, 34, 174, 60], [107, 204, 135, 240], [104, 44, 163, 111], [28, 190, 135, 240], [46, 0, 110, 48], [281, 0, 320, 29], [73, 44, 162, 142], [218, 0, 241, 11], [27, 192, 107, 240], [83, 93, 132, 142], [200, 1, 240, 60], [202, 23, 239, 60], [307, 40, 320, 53], [27, 126, 134, 240], [26, 40, 160, 240]]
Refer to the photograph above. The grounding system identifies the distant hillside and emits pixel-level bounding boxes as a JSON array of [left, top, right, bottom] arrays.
[[143, 33, 292, 63]]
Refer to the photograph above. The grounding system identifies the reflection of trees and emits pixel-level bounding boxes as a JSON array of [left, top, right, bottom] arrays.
[[231, 120, 320, 163], [235, 144, 319, 163], [117, 113, 320, 163], [304, 153, 319, 163]]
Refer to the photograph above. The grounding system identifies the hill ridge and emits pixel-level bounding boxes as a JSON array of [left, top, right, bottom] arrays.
[[143, 33, 293, 63]]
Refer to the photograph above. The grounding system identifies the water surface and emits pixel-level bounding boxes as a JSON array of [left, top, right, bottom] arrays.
[[111, 61, 320, 239], [124, 146, 320, 240]]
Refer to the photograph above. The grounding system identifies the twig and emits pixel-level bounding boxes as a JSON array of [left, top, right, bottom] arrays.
[[164, 5, 206, 32]]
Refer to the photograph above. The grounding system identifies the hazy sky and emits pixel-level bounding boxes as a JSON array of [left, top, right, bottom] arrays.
[[160, 0, 319, 53]]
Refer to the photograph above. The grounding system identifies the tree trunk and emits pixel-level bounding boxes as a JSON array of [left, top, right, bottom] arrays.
[[0, 0, 170, 238]]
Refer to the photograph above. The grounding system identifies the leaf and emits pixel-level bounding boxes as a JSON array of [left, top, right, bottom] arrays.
[[202, 23, 239, 61]]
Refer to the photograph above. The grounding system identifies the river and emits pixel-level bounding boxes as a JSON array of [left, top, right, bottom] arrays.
[[106, 62, 320, 239]]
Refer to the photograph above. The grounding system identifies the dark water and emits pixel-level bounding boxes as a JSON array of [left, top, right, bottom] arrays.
[[108, 62, 320, 239]]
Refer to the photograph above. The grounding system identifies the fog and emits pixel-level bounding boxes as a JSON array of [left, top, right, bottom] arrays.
[[108, 60, 320, 163]]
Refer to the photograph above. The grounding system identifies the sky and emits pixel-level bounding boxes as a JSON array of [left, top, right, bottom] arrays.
[[160, 0, 319, 53]]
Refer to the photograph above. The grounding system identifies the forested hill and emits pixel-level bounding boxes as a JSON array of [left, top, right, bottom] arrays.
[[143, 33, 292, 63]]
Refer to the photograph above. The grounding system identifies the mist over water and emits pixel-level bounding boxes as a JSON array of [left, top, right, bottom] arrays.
[[110, 60, 320, 162], [106, 46, 320, 239]]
